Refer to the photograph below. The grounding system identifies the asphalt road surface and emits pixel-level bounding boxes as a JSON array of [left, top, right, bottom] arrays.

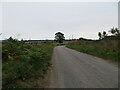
[[49, 46, 118, 88]]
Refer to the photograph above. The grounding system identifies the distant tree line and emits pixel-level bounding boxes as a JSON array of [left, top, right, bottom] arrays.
[[98, 27, 120, 40]]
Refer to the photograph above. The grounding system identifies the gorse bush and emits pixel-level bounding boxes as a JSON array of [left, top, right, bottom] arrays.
[[2, 37, 54, 88]]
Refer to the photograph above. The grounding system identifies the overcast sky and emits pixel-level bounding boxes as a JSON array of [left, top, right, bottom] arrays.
[[1, 2, 118, 40]]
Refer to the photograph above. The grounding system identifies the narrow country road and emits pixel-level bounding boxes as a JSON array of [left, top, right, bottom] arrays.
[[49, 46, 118, 88]]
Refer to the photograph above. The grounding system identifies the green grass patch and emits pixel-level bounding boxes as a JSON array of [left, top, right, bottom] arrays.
[[66, 40, 119, 61]]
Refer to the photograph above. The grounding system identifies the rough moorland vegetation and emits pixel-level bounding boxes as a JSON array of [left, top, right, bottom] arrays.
[[2, 37, 54, 88]]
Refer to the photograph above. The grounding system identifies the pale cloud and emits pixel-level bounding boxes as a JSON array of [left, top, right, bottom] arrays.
[[2, 2, 118, 40], [1, 0, 119, 2]]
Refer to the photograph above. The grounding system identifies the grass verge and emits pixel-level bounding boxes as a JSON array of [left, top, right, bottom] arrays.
[[66, 40, 119, 61]]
